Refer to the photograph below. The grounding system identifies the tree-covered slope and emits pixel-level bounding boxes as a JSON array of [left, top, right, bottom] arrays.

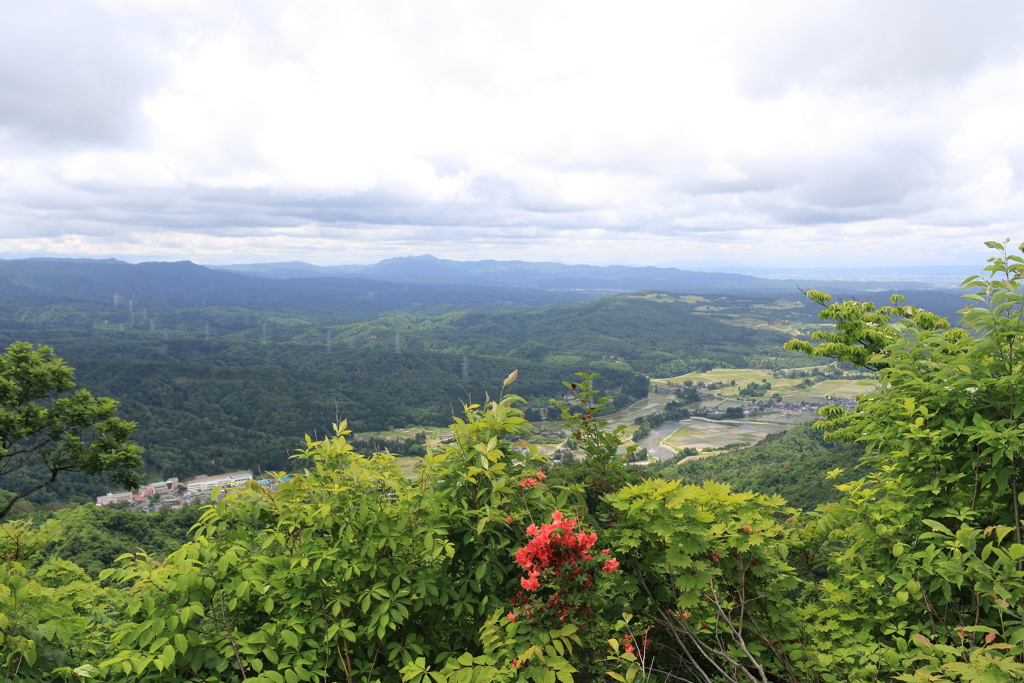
[[34, 504, 202, 578], [0, 331, 651, 504], [295, 294, 812, 376]]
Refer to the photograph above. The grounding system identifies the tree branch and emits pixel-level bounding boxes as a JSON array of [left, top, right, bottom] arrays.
[[0, 465, 62, 520]]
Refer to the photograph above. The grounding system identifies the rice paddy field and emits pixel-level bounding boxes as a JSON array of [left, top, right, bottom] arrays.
[[661, 418, 786, 452], [658, 367, 878, 401], [659, 368, 803, 395], [785, 379, 878, 402], [640, 367, 878, 457]]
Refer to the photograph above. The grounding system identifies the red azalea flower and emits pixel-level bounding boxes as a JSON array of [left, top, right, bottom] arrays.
[[506, 612, 517, 622]]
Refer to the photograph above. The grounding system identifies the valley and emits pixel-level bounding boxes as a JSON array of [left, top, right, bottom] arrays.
[[0, 256, 965, 507]]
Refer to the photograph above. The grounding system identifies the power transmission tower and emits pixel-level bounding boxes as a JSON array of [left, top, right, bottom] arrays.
[[129, 300, 135, 326], [461, 356, 469, 381], [149, 320, 155, 332], [326, 330, 332, 353], [394, 333, 400, 353], [205, 324, 210, 339], [262, 323, 268, 344]]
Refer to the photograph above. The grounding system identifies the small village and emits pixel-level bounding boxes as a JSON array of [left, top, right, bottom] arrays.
[[95, 470, 256, 511]]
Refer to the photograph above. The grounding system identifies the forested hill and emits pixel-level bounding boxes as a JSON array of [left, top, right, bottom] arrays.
[[300, 294, 798, 376], [0, 287, 826, 505], [0, 333, 646, 505]]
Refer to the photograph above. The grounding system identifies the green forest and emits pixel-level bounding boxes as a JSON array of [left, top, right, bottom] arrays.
[[0, 286, 831, 505], [6, 249, 1024, 682]]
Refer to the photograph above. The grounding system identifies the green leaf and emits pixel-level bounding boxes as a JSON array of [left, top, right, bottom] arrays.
[[37, 621, 56, 642]]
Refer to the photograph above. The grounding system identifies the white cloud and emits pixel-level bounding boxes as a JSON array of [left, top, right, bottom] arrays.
[[0, 0, 1022, 267]]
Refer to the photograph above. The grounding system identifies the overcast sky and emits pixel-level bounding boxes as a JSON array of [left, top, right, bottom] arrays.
[[1, 0, 1023, 268]]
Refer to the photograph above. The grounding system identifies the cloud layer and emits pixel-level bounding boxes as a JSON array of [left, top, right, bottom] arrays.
[[1, 0, 1023, 266]]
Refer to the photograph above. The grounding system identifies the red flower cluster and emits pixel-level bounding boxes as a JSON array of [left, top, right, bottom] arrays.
[[514, 510, 617, 591], [519, 470, 547, 488], [506, 511, 619, 676]]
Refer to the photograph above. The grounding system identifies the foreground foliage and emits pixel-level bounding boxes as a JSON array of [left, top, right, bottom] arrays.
[[3, 243, 1024, 681]]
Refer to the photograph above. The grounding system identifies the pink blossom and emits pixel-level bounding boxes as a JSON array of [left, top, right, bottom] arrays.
[[506, 612, 517, 622], [602, 557, 620, 573]]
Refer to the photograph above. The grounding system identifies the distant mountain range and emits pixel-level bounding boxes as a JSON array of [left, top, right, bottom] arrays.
[[0, 257, 595, 319], [0, 256, 970, 326], [211, 254, 942, 293]]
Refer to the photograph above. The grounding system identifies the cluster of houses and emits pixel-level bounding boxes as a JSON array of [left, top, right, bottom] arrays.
[[96, 470, 254, 511]]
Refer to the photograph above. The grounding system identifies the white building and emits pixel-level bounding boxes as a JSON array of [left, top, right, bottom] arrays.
[[184, 471, 253, 495], [96, 490, 134, 506]]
